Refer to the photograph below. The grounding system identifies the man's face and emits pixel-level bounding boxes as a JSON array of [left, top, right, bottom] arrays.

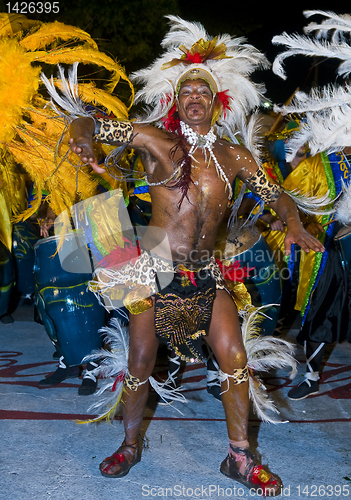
[[176, 79, 216, 126]]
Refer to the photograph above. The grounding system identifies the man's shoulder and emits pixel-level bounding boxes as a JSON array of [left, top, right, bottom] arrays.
[[216, 137, 246, 149], [216, 138, 251, 157]]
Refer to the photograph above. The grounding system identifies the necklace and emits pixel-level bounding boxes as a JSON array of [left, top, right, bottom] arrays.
[[180, 121, 233, 199]]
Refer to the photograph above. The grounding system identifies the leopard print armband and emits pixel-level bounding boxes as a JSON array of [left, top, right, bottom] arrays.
[[245, 165, 282, 203], [93, 117, 133, 144]]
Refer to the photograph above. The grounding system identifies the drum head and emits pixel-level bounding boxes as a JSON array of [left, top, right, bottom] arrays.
[[215, 218, 261, 260], [34, 231, 92, 273], [334, 224, 351, 241]]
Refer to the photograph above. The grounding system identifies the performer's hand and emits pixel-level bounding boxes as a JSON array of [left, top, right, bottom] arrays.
[[304, 221, 324, 237], [39, 218, 54, 238], [284, 222, 325, 255], [269, 219, 285, 232], [69, 117, 105, 173]]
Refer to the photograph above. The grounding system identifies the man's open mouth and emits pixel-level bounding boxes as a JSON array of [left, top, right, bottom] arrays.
[[187, 103, 204, 111]]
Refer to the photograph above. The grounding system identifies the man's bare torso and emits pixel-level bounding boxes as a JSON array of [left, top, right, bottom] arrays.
[[134, 125, 256, 264]]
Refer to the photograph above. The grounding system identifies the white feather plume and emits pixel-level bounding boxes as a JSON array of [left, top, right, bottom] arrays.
[[273, 10, 351, 79], [284, 189, 336, 216], [82, 317, 187, 421], [240, 306, 297, 424], [274, 85, 351, 159], [304, 10, 351, 42], [272, 32, 351, 80], [81, 318, 129, 421], [41, 62, 94, 121]]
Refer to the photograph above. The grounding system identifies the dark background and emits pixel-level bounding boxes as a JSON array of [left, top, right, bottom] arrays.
[[0, 0, 347, 104]]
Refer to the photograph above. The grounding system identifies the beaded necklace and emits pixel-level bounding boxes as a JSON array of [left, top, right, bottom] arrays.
[[180, 121, 233, 199], [146, 121, 233, 201]]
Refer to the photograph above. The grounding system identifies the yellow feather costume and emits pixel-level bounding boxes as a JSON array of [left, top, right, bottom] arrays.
[[0, 13, 133, 238]]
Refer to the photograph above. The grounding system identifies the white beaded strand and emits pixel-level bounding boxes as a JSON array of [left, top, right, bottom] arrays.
[[180, 121, 233, 199]]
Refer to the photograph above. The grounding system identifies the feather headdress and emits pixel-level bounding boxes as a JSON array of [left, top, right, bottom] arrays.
[[272, 10, 351, 80], [130, 15, 269, 150]]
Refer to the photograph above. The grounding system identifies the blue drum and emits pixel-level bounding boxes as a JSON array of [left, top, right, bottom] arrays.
[[0, 240, 15, 317], [34, 231, 106, 366], [12, 220, 40, 296], [217, 220, 282, 335]]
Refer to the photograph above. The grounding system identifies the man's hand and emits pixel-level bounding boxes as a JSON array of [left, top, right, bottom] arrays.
[[269, 219, 285, 232], [39, 218, 54, 238], [304, 220, 324, 237], [284, 221, 325, 255], [270, 192, 325, 255], [69, 117, 105, 173]]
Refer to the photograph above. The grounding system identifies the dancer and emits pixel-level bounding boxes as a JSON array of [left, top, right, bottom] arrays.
[[51, 16, 324, 495], [271, 10, 351, 399]]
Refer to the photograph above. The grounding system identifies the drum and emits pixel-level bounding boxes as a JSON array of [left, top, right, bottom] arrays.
[[215, 219, 282, 335], [0, 240, 15, 317], [34, 231, 105, 366], [334, 224, 351, 269], [12, 220, 40, 296]]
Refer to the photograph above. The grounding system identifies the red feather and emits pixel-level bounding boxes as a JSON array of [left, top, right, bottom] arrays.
[[186, 51, 202, 63], [98, 239, 141, 269], [217, 90, 232, 119], [216, 259, 253, 282]]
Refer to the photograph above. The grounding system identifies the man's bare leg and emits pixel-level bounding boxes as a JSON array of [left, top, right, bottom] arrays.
[[206, 290, 249, 441], [100, 305, 159, 477], [206, 290, 281, 495]]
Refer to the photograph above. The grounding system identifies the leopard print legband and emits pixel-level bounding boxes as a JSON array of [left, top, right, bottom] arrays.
[[93, 117, 133, 144], [231, 366, 249, 384], [218, 365, 249, 386], [123, 372, 148, 392], [245, 166, 282, 203]]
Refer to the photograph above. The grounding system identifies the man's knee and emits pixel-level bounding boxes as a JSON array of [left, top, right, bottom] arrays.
[[217, 344, 247, 373], [128, 346, 158, 379]]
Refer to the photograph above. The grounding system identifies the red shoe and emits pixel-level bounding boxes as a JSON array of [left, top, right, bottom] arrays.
[[100, 441, 141, 478], [220, 446, 282, 497]]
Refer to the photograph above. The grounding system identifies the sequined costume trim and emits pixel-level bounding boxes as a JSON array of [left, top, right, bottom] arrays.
[[245, 165, 282, 203], [93, 117, 133, 143], [89, 252, 227, 313]]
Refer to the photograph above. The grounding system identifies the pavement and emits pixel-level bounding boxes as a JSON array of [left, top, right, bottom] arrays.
[[1, 300, 351, 500]]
